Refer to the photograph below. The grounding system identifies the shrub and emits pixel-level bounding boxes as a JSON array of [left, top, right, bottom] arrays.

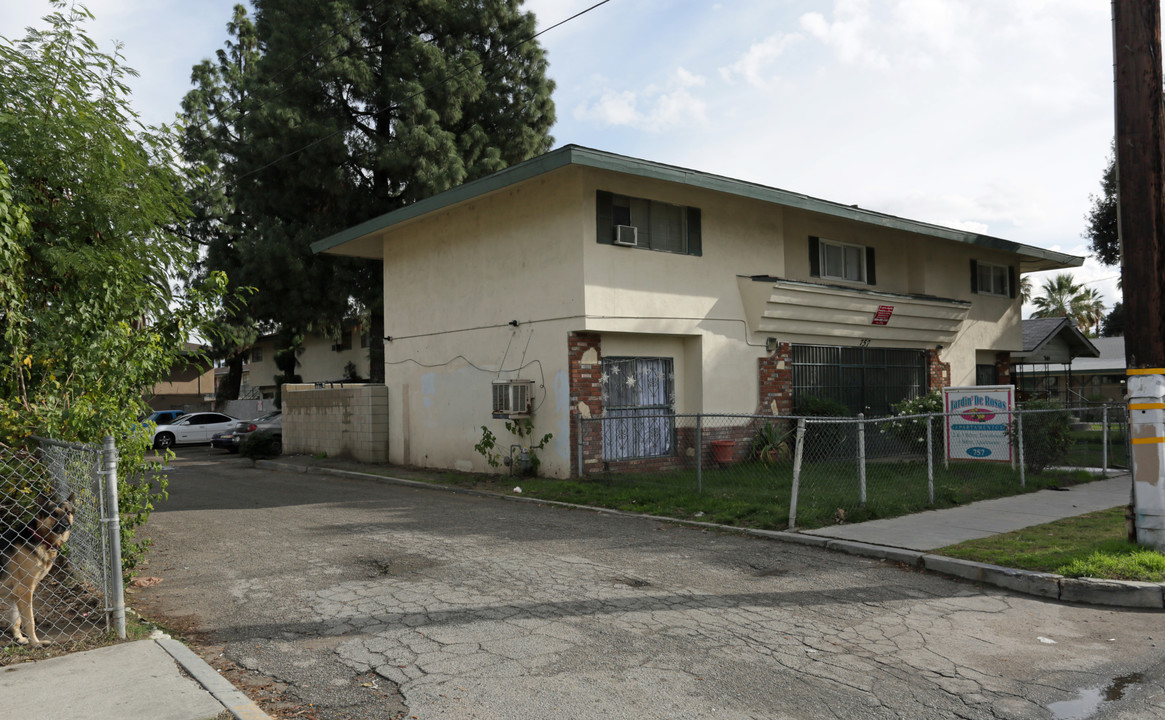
[[240, 431, 282, 460], [1016, 400, 1073, 473], [794, 395, 849, 417], [750, 420, 792, 464], [885, 391, 943, 457], [794, 395, 851, 460]]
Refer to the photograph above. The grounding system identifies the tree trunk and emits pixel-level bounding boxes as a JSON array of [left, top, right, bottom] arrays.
[[217, 353, 244, 401]]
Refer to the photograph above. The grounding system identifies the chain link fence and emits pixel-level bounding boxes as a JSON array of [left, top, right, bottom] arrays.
[[577, 404, 1129, 530], [1, 437, 125, 650]]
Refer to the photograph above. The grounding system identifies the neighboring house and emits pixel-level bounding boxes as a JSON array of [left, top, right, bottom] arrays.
[[313, 145, 1082, 478], [234, 327, 372, 399], [1014, 320, 1124, 402], [148, 344, 215, 411]]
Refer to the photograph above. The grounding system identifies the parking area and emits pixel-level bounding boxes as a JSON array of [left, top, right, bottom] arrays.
[[132, 446, 1165, 720]]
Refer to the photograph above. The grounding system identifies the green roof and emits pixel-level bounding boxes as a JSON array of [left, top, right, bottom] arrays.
[[312, 144, 1083, 272]]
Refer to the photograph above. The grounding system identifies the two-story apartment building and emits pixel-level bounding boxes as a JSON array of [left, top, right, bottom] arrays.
[[238, 326, 373, 399], [313, 146, 1081, 478]]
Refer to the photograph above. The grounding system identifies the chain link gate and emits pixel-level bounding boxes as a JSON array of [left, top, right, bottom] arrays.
[[1, 436, 125, 650]]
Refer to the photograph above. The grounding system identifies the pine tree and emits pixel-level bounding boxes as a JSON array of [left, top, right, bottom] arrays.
[[180, 4, 262, 399], [1084, 152, 1119, 267], [190, 0, 556, 385]]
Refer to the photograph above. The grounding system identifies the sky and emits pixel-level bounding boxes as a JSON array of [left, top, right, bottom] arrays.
[[1, 0, 1123, 316]]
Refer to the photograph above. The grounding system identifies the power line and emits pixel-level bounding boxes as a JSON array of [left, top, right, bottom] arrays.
[[206, 0, 613, 190]]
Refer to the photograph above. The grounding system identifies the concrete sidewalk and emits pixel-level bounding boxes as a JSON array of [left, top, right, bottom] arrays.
[[802, 472, 1131, 550], [0, 637, 271, 720]]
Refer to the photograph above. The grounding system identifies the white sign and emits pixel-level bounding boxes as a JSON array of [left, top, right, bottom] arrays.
[[943, 385, 1014, 462]]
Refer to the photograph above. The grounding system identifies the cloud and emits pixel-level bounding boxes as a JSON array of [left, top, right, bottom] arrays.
[[718, 33, 802, 87], [573, 67, 709, 132], [800, 0, 891, 71]]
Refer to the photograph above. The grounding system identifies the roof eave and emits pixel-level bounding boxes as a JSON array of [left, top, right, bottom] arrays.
[[312, 145, 1085, 272]]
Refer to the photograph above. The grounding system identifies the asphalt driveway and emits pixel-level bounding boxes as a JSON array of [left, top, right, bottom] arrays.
[[133, 447, 1165, 719]]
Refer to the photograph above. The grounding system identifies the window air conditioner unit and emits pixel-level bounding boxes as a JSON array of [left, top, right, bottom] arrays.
[[614, 224, 638, 247], [492, 379, 534, 419]]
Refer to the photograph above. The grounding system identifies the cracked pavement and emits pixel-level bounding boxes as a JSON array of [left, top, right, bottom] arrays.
[[134, 448, 1165, 719]]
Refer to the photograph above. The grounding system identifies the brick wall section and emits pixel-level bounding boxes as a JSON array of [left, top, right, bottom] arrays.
[[283, 384, 389, 462], [995, 351, 1012, 386], [571, 336, 797, 476], [568, 332, 603, 476], [757, 342, 793, 415], [927, 349, 951, 390]]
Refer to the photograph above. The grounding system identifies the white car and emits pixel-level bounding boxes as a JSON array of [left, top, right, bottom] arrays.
[[152, 412, 237, 450]]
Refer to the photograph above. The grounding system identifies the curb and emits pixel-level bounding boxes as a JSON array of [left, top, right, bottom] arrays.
[[257, 459, 1164, 610], [155, 637, 275, 720]]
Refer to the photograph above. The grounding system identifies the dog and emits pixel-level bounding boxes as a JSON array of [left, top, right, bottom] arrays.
[[0, 491, 75, 646]]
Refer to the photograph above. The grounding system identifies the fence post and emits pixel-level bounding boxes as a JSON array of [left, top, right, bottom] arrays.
[[101, 436, 126, 640], [857, 413, 867, 508], [789, 418, 806, 529], [1017, 412, 1026, 488], [1103, 404, 1109, 473], [926, 414, 935, 505], [696, 414, 703, 494]]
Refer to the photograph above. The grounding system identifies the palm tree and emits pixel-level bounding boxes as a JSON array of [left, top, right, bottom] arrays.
[[1077, 287, 1106, 336], [1030, 273, 1104, 332], [1019, 276, 1033, 304]]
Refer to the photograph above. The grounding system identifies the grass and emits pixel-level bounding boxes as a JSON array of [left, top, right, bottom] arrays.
[[1063, 428, 1128, 468], [936, 506, 1165, 582], [419, 455, 1095, 531]]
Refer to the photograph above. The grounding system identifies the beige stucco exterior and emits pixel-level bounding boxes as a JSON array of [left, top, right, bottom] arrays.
[[316, 147, 1080, 479], [242, 328, 371, 397], [149, 354, 215, 409]]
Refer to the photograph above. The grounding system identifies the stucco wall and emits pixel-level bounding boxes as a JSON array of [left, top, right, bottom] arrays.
[[370, 164, 1033, 477], [283, 384, 388, 462], [246, 329, 371, 393], [377, 171, 583, 477]]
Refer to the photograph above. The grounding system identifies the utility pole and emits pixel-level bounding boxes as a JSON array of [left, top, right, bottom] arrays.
[[1112, 0, 1165, 550]]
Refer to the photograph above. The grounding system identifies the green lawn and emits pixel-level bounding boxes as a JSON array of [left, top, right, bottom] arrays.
[[936, 507, 1165, 582], [428, 457, 1094, 531]]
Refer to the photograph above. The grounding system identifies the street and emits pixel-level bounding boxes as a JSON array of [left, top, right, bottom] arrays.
[[133, 447, 1165, 719]]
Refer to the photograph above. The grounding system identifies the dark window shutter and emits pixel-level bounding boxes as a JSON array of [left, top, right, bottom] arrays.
[[1008, 266, 1017, 299], [809, 236, 820, 277], [596, 191, 614, 245], [865, 246, 876, 285], [686, 206, 702, 256], [970, 259, 979, 294]]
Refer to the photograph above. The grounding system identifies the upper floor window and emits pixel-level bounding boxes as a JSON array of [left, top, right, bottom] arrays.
[[970, 260, 1015, 298], [596, 191, 702, 256], [250, 347, 264, 362], [809, 236, 876, 286]]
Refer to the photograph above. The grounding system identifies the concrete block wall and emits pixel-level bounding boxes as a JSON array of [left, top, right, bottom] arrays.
[[283, 384, 389, 463]]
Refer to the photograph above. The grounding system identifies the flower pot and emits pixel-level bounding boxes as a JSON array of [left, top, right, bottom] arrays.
[[710, 440, 735, 465]]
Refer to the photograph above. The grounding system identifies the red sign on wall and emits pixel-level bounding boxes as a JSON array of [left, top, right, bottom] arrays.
[[872, 305, 894, 325]]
